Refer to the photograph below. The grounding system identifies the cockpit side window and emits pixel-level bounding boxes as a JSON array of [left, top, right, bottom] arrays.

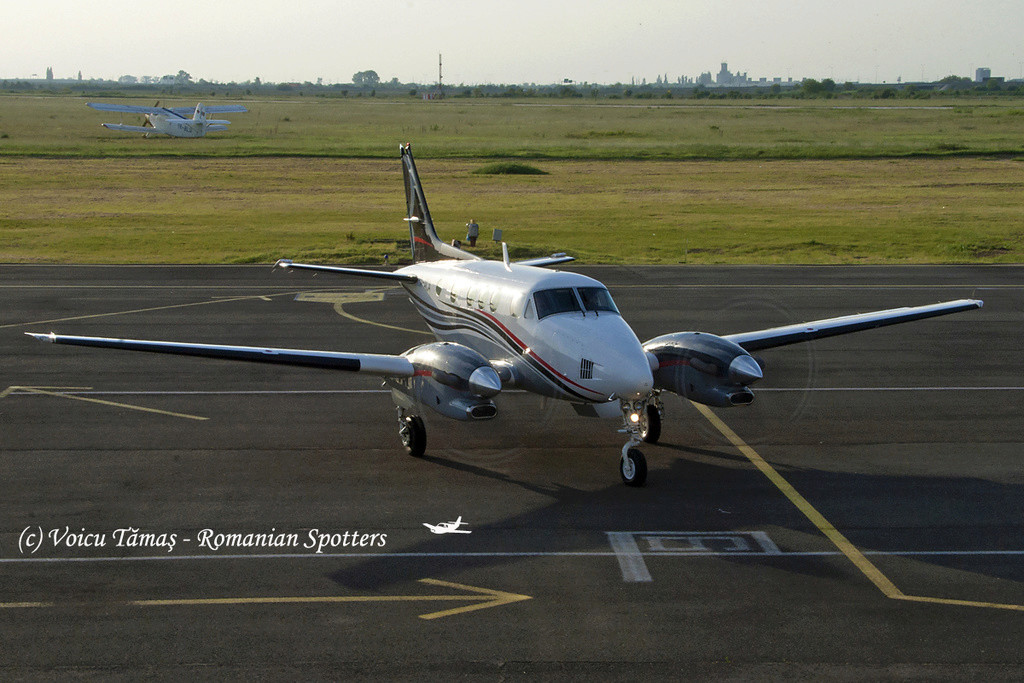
[[577, 287, 619, 315], [534, 288, 582, 320]]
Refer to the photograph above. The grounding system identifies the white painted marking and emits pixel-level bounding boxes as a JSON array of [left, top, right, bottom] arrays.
[[607, 532, 652, 583], [759, 387, 1024, 392], [6, 387, 1018, 398], [6, 388, 530, 396], [1, 548, 1022, 565], [609, 531, 784, 581]]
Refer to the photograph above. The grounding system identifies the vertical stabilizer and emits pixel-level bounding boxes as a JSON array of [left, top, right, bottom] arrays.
[[401, 144, 480, 262]]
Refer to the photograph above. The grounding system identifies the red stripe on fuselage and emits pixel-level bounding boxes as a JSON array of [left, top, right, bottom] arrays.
[[478, 310, 604, 398]]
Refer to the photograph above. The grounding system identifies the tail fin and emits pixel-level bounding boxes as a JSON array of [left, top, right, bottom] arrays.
[[401, 144, 479, 262], [193, 103, 206, 121]]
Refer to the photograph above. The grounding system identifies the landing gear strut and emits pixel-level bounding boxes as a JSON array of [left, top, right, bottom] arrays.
[[619, 399, 649, 486], [397, 406, 426, 458]]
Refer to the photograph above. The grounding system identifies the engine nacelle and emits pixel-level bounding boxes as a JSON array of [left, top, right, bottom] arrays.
[[643, 332, 762, 407], [386, 342, 501, 421]]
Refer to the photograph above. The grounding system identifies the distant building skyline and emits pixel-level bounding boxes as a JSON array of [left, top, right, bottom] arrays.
[[14, 60, 1017, 89]]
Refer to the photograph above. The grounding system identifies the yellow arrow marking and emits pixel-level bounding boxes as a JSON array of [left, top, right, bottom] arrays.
[[691, 400, 1024, 613], [131, 578, 531, 620], [2, 386, 207, 421]]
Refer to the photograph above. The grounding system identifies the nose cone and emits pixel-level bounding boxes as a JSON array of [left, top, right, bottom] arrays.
[[605, 351, 654, 401], [468, 365, 502, 397], [728, 354, 763, 385]]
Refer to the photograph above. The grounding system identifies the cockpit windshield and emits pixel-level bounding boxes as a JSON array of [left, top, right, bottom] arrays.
[[533, 288, 581, 319], [533, 286, 620, 319], [577, 287, 619, 314]]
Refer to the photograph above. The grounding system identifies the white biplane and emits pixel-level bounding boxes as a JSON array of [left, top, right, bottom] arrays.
[[87, 101, 247, 137]]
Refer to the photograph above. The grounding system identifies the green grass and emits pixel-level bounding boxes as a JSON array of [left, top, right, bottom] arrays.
[[2, 93, 1022, 264], [3, 156, 1022, 264], [3, 94, 1024, 160]]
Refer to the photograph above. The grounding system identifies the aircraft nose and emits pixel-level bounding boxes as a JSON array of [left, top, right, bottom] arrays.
[[605, 352, 654, 401]]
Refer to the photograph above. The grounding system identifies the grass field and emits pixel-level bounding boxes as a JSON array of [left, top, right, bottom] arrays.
[[1, 94, 1022, 264]]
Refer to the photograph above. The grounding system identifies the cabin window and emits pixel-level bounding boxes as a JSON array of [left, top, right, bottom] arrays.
[[577, 287, 619, 315], [489, 290, 499, 313], [534, 288, 582, 320], [508, 293, 523, 318]]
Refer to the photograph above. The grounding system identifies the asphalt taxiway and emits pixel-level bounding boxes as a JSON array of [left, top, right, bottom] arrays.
[[1, 264, 1022, 678]]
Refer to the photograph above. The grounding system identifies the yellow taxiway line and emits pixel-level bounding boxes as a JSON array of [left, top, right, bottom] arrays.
[[2, 386, 207, 421], [691, 400, 1024, 613]]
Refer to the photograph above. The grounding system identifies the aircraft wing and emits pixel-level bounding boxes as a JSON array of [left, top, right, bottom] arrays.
[[25, 333, 415, 375], [722, 299, 983, 352], [88, 102, 182, 116], [100, 123, 156, 133], [202, 105, 248, 114], [274, 259, 418, 283]]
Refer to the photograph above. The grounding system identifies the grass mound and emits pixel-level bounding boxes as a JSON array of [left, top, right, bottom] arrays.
[[472, 162, 548, 175]]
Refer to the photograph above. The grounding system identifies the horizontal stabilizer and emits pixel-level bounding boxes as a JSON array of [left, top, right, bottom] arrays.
[[274, 259, 418, 283], [723, 299, 983, 352], [26, 333, 415, 375], [516, 253, 575, 268]]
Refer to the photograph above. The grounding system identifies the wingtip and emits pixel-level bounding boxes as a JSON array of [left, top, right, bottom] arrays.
[[273, 258, 293, 271], [26, 332, 57, 343]]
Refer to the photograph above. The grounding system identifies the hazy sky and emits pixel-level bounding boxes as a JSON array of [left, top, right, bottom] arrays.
[[5, 0, 1023, 85]]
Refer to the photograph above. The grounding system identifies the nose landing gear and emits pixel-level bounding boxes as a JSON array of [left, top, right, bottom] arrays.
[[619, 398, 652, 486]]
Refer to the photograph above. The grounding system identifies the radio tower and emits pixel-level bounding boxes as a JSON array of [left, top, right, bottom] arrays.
[[436, 53, 444, 99]]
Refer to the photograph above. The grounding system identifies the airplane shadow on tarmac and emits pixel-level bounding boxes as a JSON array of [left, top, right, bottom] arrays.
[[327, 443, 1024, 594]]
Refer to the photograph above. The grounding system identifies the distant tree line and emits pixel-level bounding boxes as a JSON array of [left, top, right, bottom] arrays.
[[5, 70, 1024, 100]]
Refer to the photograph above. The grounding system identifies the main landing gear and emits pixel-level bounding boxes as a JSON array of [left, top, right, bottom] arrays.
[[397, 407, 426, 458], [639, 393, 663, 445]]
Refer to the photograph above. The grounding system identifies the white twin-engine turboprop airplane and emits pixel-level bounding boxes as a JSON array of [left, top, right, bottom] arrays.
[[87, 102, 248, 137], [28, 144, 983, 486]]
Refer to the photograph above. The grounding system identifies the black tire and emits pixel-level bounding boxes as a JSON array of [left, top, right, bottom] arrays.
[[640, 404, 661, 444], [620, 448, 647, 487], [400, 416, 426, 458]]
